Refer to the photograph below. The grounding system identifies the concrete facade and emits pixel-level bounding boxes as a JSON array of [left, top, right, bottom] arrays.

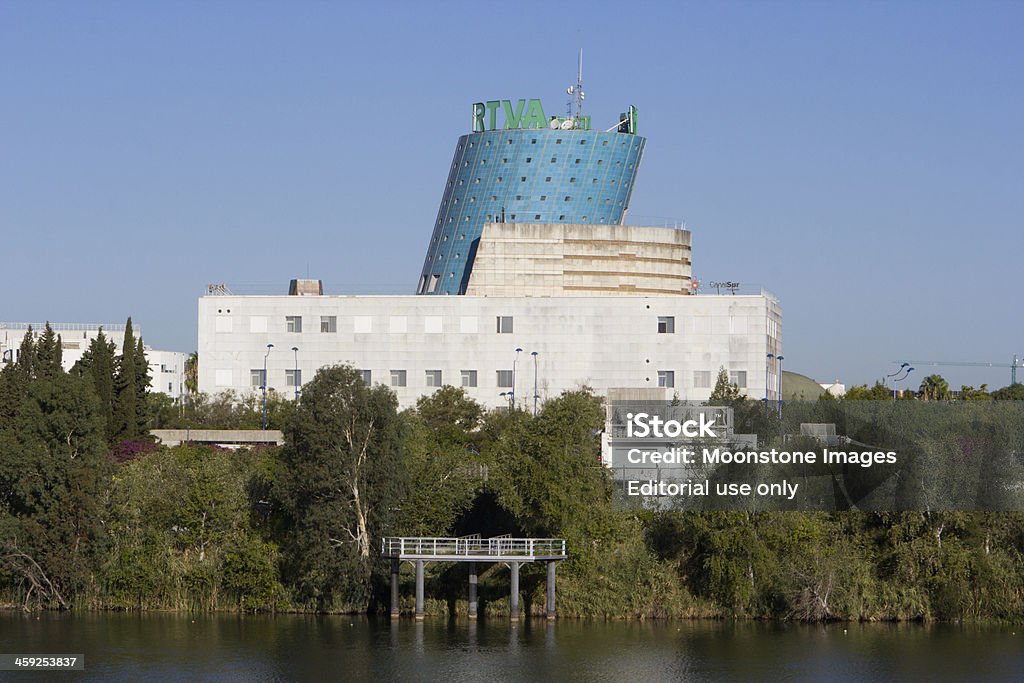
[[197, 292, 781, 410], [464, 222, 692, 296]]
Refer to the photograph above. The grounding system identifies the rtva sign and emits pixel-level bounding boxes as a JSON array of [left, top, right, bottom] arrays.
[[472, 99, 547, 132]]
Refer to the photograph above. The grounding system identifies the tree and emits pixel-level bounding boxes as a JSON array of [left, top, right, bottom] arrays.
[[184, 352, 198, 396], [919, 374, 951, 401], [414, 385, 483, 433], [0, 372, 109, 608], [843, 382, 891, 400], [33, 323, 63, 381], [958, 385, 992, 401], [991, 384, 1024, 400], [113, 318, 149, 441], [274, 365, 406, 610], [72, 330, 117, 443], [709, 367, 744, 404]]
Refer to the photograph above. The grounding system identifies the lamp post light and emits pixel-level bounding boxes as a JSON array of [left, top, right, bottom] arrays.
[[262, 343, 274, 430], [884, 362, 910, 388], [531, 351, 539, 416], [500, 392, 513, 411], [776, 355, 784, 416], [512, 347, 523, 410], [291, 346, 299, 400], [893, 367, 914, 400]]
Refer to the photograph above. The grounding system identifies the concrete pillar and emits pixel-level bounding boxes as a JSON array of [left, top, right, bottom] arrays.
[[390, 558, 400, 619], [468, 562, 478, 620], [415, 559, 425, 621], [510, 561, 520, 620], [546, 561, 556, 620]]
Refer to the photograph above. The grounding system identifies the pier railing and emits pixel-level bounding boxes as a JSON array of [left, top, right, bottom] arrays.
[[381, 536, 566, 559]]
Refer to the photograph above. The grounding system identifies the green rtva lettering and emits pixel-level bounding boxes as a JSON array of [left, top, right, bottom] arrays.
[[472, 99, 547, 132]]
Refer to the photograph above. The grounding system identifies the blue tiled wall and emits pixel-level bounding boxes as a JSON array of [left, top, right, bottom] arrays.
[[417, 128, 646, 295]]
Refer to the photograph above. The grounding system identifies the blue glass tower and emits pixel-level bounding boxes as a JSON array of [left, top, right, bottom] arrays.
[[417, 120, 646, 295]]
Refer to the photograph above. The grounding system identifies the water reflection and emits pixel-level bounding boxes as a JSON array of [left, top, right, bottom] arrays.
[[0, 613, 1021, 682]]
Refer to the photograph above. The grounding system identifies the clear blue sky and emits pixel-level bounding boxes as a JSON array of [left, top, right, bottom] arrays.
[[3, 1, 1022, 390]]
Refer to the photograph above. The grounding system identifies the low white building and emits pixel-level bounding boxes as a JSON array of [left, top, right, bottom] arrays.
[[197, 291, 782, 410], [0, 322, 187, 399]]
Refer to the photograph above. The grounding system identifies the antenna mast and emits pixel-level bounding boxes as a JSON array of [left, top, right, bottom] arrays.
[[565, 48, 585, 123]]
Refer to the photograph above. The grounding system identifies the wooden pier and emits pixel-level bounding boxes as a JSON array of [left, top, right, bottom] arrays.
[[381, 536, 567, 621]]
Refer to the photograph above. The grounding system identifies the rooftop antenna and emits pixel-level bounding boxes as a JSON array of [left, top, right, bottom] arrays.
[[565, 48, 585, 123]]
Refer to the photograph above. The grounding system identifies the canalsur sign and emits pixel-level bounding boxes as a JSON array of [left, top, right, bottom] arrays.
[[472, 99, 547, 132]]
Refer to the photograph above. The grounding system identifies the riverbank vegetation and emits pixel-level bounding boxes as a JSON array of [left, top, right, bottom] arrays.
[[2, 328, 1023, 621]]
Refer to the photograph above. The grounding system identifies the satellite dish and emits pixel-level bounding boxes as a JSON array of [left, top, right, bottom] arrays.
[[579, 92, 585, 101], [566, 86, 574, 95], [549, 119, 560, 129], [560, 119, 574, 130]]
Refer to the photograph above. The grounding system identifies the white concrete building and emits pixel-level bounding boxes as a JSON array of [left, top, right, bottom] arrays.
[[197, 291, 782, 410], [0, 322, 187, 399]]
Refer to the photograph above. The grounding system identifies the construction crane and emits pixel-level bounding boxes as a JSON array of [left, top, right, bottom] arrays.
[[895, 355, 1023, 386]]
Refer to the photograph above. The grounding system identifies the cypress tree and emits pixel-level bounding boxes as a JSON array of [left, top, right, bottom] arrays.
[[34, 323, 63, 380], [114, 318, 138, 441], [15, 327, 35, 382], [134, 336, 151, 435], [73, 330, 118, 443]]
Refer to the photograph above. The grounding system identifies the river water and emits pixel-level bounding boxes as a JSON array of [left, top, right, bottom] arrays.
[[1, 612, 1021, 681]]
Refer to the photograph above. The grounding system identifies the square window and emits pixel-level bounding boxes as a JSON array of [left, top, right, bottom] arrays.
[[569, 177, 576, 183], [534, 214, 541, 219], [320, 316, 337, 333], [657, 316, 675, 334], [215, 316, 232, 333], [354, 316, 372, 333], [286, 369, 301, 387], [215, 369, 232, 387], [250, 369, 266, 388], [730, 370, 748, 388], [361, 369, 372, 385], [497, 370, 514, 387], [496, 316, 514, 334], [658, 371, 675, 388], [425, 316, 443, 333], [249, 316, 267, 333], [390, 370, 407, 387], [520, 176, 526, 182], [460, 316, 478, 333], [389, 316, 407, 333], [545, 177, 552, 182], [425, 370, 442, 387], [694, 371, 712, 389], [551, 157, 557, 163], [286, 315, 302, 333], [526, 157, 532, 163], [540, 195, 547, 200], [461, 370, 478, 387]]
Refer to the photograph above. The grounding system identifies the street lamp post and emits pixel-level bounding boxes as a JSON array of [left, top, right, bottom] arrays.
[[893, 367, 914, 400], [766, 353, 775, 403], [262, 343, 273, 430], [291, 346, 299, 400], [512, 347, 523, 410], [776, 355, 784, 416], [884, 362, 910, 388], [531, 351, 539, 416]]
